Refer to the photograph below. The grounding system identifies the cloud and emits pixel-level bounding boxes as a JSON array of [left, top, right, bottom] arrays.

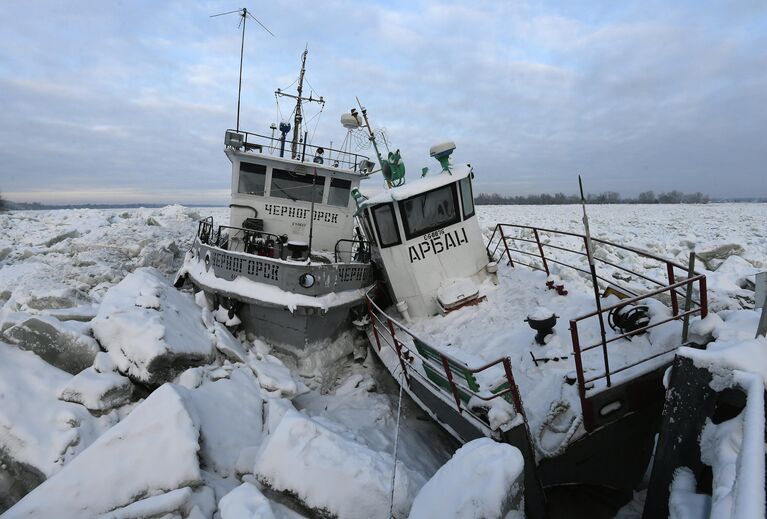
[[0, 0, 765, 203]]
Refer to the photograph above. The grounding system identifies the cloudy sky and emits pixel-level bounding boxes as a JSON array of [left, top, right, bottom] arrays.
[[1, 1, 765, 204]]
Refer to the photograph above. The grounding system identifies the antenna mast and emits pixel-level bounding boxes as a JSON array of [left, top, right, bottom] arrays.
[[210, 7, 274, 133], [292, 48, 308, 159], [275, 47, 324, 160]]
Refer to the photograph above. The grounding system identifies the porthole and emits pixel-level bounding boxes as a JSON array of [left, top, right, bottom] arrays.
[[299, 273, 315, 288]]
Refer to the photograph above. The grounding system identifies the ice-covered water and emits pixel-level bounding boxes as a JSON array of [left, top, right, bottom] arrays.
[[0, 203, 764, 518]]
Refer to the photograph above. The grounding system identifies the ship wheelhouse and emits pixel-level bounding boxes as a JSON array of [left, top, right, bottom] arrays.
[[225, 130, 371, 260], [360, 164, 490, 318]]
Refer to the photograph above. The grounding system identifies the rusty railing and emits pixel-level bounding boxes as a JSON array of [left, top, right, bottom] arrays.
[[486, 223, 708, 431], [365, 284, 526, 428]]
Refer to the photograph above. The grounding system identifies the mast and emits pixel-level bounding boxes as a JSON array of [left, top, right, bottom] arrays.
[[291, 47, 308, 159], [236, 9, 247, 132], [210, 7, 274, 133], [275, 47, 325, 160]]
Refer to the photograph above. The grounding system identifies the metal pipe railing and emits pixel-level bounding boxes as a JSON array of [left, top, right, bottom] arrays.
[[227, 128, 370, 173], [334, 238, 371, 263], [487, 222, 709, 432], [364, 284, 526, 422]]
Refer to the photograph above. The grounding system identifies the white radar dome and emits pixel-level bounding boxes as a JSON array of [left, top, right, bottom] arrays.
[[340, 113, 361, 129], [429, 140, 456, 159]]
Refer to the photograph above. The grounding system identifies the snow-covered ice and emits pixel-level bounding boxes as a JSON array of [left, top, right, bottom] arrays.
[[92, 267, 216, 385], [2, 314, 100, 374], [0, 203, 765, 517], [409, 438, 525, 519], [4, 384, 202, 518], [254, 409, 424, 519], [57, 366, 133, 411], [0, 342, 114, 480]]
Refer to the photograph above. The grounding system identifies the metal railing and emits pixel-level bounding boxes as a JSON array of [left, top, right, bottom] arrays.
[[486, 223, 708, 431], [334, 238, 371, 264], [197, 220, 285, 259], [228, 129, 371, 173], [365, 284, 526, 428]]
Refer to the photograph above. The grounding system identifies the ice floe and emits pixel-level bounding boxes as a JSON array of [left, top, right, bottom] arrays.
[[92, 267, 216, 385]]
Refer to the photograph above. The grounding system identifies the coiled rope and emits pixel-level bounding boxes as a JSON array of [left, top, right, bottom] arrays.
[[535, 392, 583, 458]]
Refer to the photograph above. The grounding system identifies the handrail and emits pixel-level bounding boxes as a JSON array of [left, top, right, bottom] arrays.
[[227, 129, 370, 173], [334, 238, 371, 263], [489, 223, 700, 274], [487, 223, 702, 304], [197, 220, 286, 259], [365, 284, 526, 425], [487, 222, 709, 432]]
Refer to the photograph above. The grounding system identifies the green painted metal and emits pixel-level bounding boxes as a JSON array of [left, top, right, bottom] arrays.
[[413, 337, 480, 403], [382, 149, 406, 187]]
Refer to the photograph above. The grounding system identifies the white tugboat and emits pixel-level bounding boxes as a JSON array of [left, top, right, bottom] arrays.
[[356, 139, 710, 517], [176, 48, 376, 349]]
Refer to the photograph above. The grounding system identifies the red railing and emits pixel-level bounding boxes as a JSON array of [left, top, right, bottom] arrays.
[[487, 223, 708, 431], [365, 284, 526, 427]]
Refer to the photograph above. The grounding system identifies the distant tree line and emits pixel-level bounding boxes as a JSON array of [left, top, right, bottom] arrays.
[[0, 191, 6, 212], [475, 190, 711, 205]]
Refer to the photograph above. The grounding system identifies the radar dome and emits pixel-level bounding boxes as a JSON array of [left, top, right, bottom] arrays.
[[429, 140, 456, 159], [340, 113, 361, 129]]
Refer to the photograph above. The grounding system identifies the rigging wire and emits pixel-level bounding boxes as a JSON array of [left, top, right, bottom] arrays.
[[388, 369, 405, 519], [306, 103, 326, 146]]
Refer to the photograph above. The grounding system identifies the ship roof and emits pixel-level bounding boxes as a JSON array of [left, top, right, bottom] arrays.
[[361, 163, 472, 207]]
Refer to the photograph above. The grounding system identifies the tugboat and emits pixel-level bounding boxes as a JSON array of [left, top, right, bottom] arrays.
[[357, 139, 709, 517], [175, 48, 376, 350]]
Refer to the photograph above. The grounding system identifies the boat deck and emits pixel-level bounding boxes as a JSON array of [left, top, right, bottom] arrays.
[[403, 264, 681, 449]]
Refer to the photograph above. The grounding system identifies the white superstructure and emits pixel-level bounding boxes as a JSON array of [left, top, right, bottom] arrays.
[[359, 163, 489, 317]]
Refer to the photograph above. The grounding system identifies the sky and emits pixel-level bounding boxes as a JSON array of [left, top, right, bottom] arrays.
[[0, 0, 765, 204]]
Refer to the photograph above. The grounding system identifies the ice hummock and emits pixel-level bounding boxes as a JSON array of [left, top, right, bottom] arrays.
[[1, 203, 765, 517], [409, 438, 525, 519], [0, 342, 114, 480], [92, 267, 216, 385], [254, 409, 424, 519], [4, 384, 203, 518]]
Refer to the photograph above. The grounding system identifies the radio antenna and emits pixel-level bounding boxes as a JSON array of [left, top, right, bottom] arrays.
[[211, 7, 275, 132]]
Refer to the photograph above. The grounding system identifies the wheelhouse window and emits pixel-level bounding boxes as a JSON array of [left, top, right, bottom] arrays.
[[238, 162, 266, 196], [270, 169, 323, 203], [370, 203, 401, 248], [328, 178, 351, 207], [459, 175, 475, 219], [398, 183, 460, 240]]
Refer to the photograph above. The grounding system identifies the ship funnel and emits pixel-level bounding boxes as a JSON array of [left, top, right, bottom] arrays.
[[429, 140, 456, 173]]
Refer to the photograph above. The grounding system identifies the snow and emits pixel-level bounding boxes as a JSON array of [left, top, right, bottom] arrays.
[[219, 482, 276, 519], [254, 409, 424, 519], [0, 342, 113, 479], [669, 468, 711, 519], [1, 203, 765, 517], [4, 384, 202, 518], [527, 306, 555, 321], [248, 351, 299, 397], [91, 267, 216, 384], [436, 277, 480, 308], [362, 163, 472, 206], [57, 366, 133, 411], [212, 321, 249, 363], [102, 486, 194, 519], [182, 365, 265, 477], [1, 314, 100, 374], [409, 438, 525, 519]]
